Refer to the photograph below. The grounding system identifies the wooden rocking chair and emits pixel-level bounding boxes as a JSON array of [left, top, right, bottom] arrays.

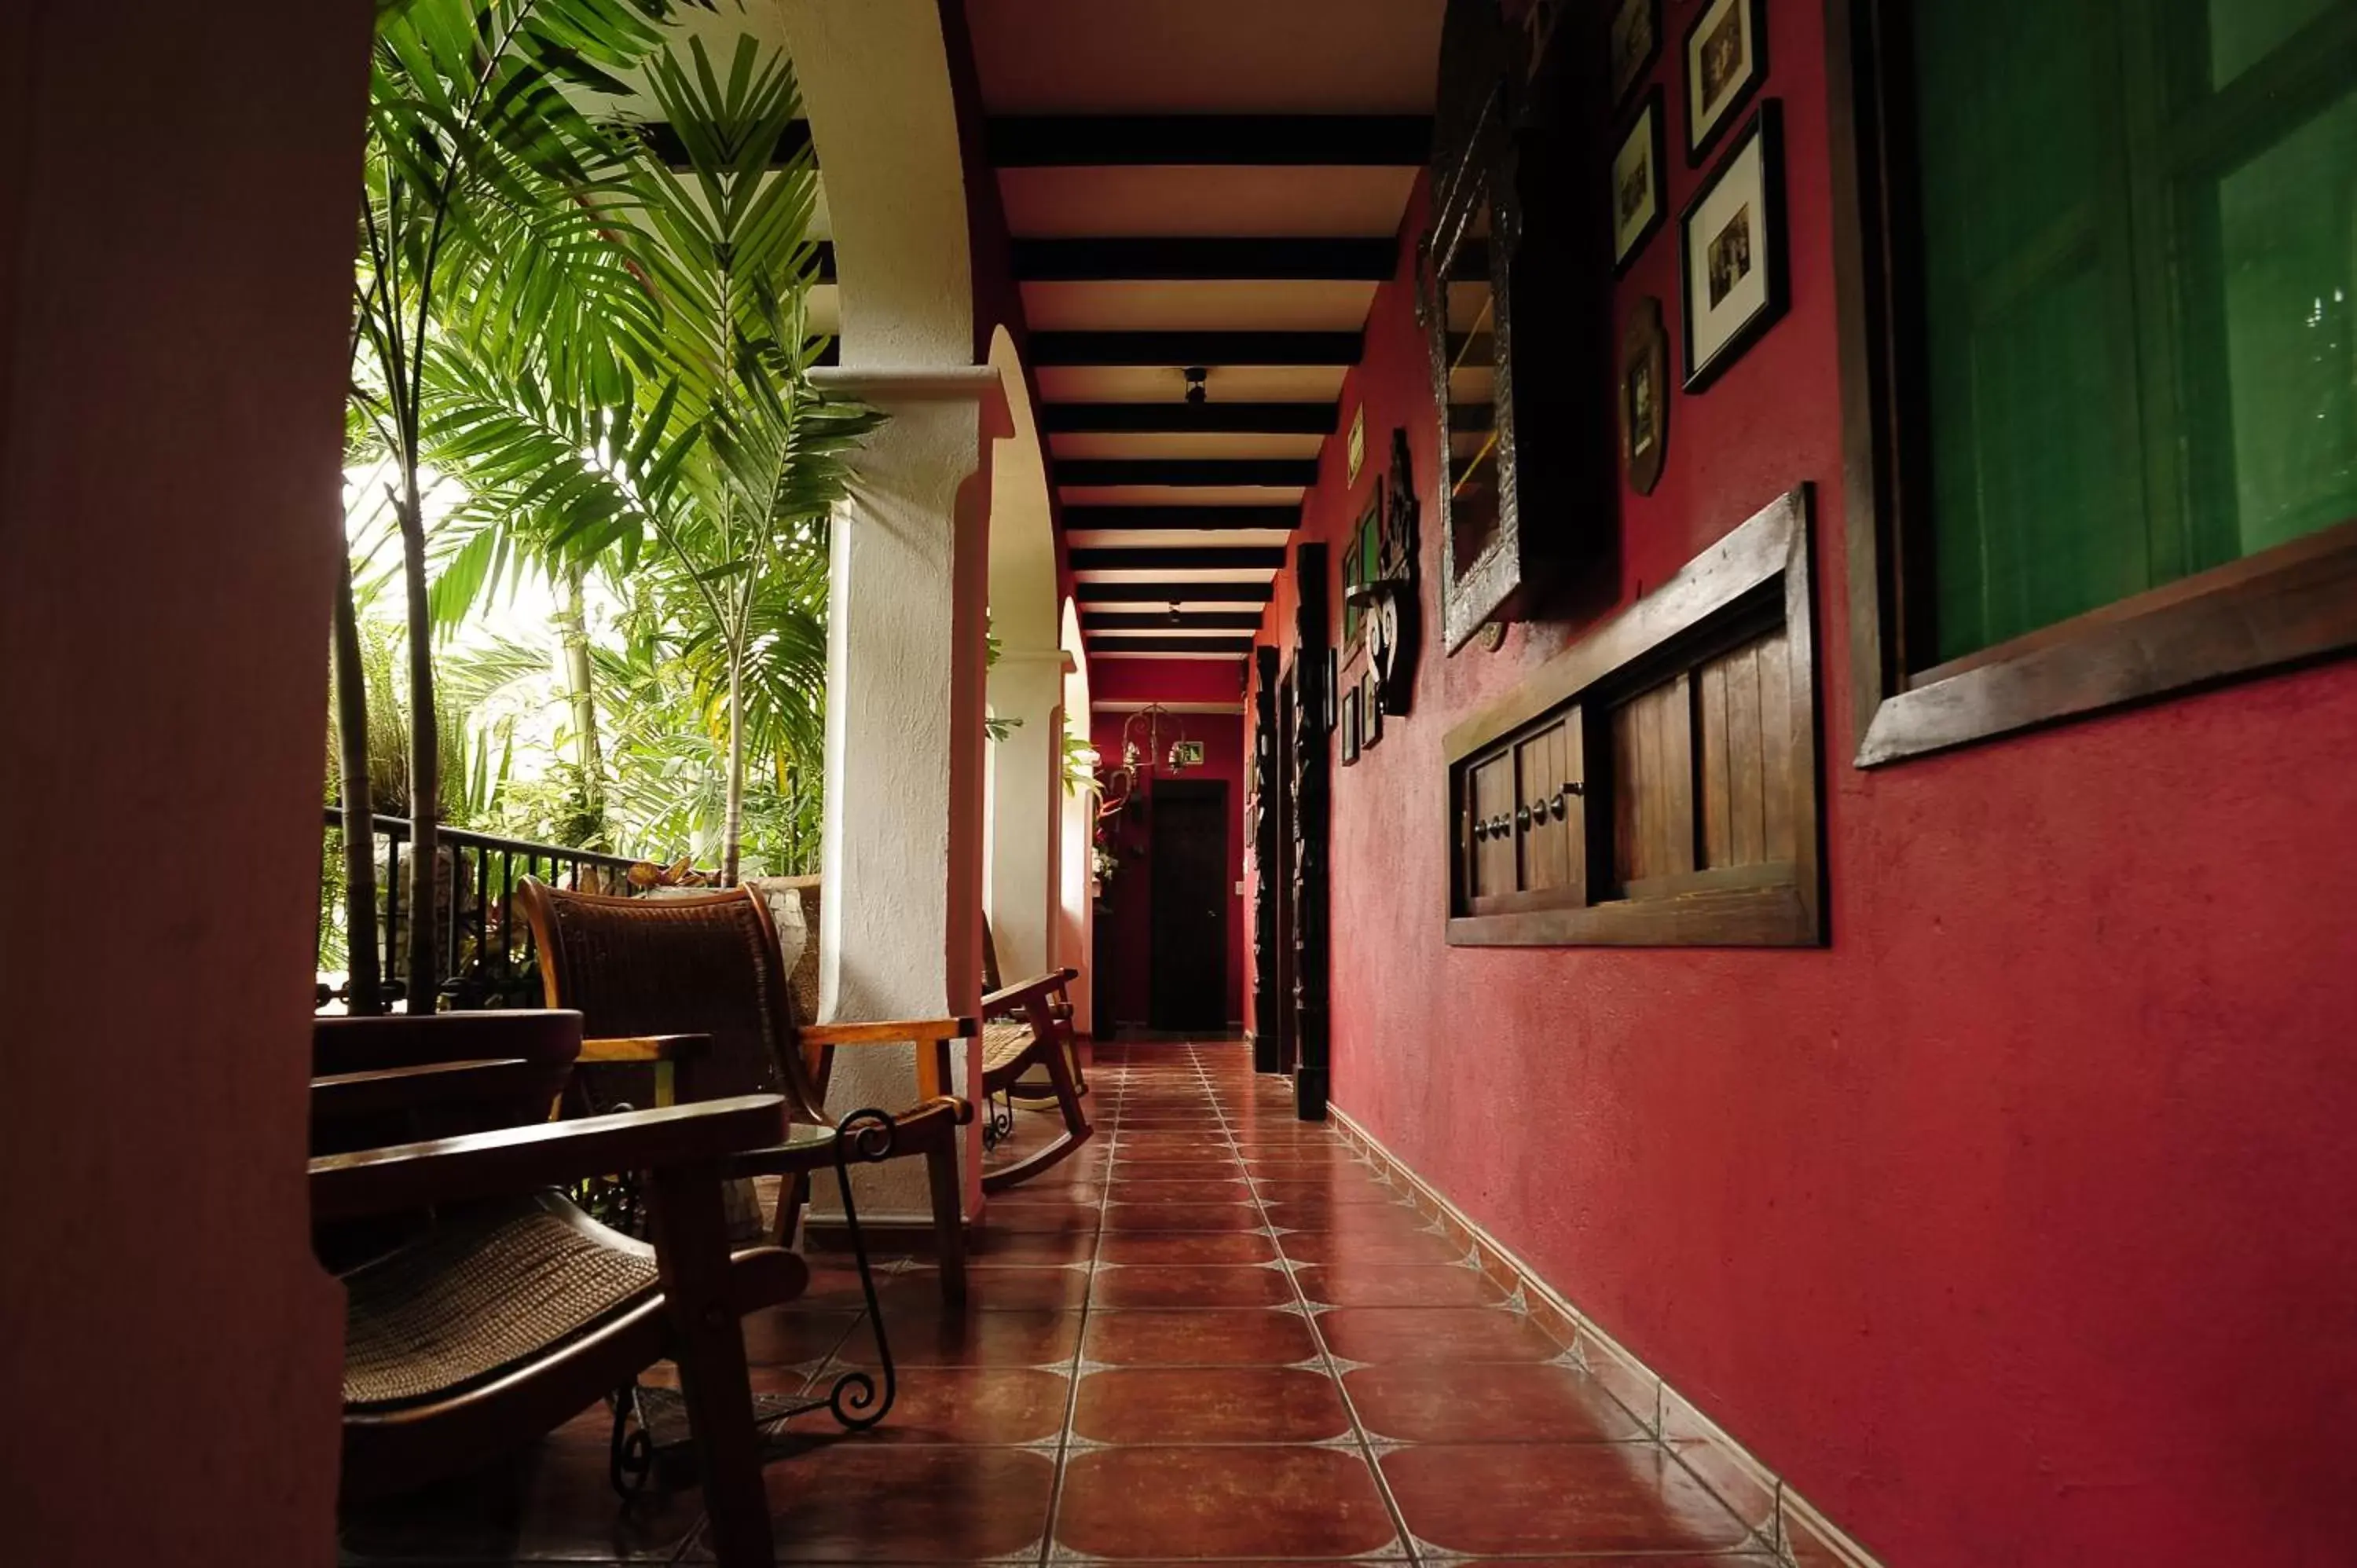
[[312, 1009, 801, 1568], [517, 880, 979, 1301], [976, 919, 1092, 1192]]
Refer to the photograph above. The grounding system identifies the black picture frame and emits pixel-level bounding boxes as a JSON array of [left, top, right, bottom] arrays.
[[1678, 101, 1787, 392], [1682, 0, 1768, 165], [1607, 0, 1662, 113], [1611, 86, 1667, 276]]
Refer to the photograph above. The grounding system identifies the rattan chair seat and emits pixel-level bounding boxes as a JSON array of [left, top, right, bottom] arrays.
[[982, 1020, 1035, 1073], [342, 1197, 657, 1410]]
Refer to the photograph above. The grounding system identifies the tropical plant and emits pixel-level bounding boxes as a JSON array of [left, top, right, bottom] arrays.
[[349, 0, 672, 1007], [419, 28, 874, 885]]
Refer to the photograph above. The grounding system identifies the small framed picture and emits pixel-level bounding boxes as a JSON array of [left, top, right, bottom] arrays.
[[1340, 684, 1363, 766], [1620, 296, 1670, 494], [1683, 0, 1766, 163], [1340, 534, 1364, 648], [1611, 88, 1666, 275], [1362, 667, 1384, 749], [1679, 101, 1787, 391], [1607, 0, 1661, 112]]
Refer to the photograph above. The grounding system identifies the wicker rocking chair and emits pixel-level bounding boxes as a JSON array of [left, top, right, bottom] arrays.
[[516, 880, 980, 1301], [311, 1009, 801, 1568], [976, 920, 1093, 1192]]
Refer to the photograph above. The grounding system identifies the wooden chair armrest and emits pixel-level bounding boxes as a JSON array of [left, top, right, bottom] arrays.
[[577, 1033, 712, 1064], [310, 1058, 550, 1122], [797, 1016, 980, 1047], [981, 969, 1078, 1015], [310, 1094, 788, 1222]]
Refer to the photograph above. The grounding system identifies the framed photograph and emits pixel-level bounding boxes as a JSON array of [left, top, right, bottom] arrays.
[[1340, 534, 1364, 648], [1611, 88, 1666, 275], [1608, 0, 1661, 112], [1362, 668, 1384, 749], [1679, 102, 1787, 391], [1340, 684, 1363, 766], [1683, 0, 1766, 163], [1620, 295, 1670, 494], [1345, 402, 1366, 485]]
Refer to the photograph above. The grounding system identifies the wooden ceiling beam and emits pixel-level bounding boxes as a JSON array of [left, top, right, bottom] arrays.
[[1082, 610, 1266, 631], [1030, 330, 1361, 367], [1074, 581, 1275, 603], [1043, 401, 1336, 435], [987, 115, 1431, 167], [1013, 236, 1395, 282], [1083, 636, 1255, 654], [1058, 457, 1318, 488], [1070, 546, 1288, 573], [1062, 505, 1299, 531]]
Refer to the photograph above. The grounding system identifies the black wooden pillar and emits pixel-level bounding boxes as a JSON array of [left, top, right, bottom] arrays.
[[1248, 644, 1281, 1075], [1288, 544, 1331, 1120]]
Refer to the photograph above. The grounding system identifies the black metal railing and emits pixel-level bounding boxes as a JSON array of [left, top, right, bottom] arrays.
[[318, 808, 651, 1013]]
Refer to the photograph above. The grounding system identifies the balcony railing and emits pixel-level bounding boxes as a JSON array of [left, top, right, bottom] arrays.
[[318, 808, 654, 1013]]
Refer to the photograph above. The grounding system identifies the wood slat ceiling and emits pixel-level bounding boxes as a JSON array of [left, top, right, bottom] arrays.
[[966, 0, 1444, 664]]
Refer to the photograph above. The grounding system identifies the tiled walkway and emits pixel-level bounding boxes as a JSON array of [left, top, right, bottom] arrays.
[[344, 1042, 1772, 1565]]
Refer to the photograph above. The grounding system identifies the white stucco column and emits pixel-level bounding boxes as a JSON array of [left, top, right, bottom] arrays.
[[816, 365, 1010, 1222], [987, 650, 1071, 984], [1058, 606, 1098, 1036]]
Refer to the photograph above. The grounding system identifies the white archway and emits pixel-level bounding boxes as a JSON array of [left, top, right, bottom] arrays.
[[985, 325, 1066, 983], [772, 0, 972, 368], [1059, 598, 1098, 1035]]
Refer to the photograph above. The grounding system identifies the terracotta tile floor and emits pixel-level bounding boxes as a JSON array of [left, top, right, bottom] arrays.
[[340, 1042, 1776, 1566]]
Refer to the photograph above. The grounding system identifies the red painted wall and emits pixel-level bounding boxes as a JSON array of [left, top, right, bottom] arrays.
[[1090, 700, 1247, 1030], [0, 6, 370, 1563], [1247, 5, 2357, 1564]]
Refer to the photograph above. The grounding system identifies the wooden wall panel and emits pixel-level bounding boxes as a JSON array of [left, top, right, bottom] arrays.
[[1611, 676, 1694, 889], [1698, 626, 1795, 870]]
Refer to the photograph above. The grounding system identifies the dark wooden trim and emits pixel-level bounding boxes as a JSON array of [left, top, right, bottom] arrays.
[[1449, 885, 1813, 947], [1070, 546, 1288, 572], [1030, 331, 1362, 368], [1075, 581, 1275, 604], [1445, 490, 1800, 759], [1058, 458, 1320, 489], [1083, 610, 1266, 631], [1443, 489, 1823, 948], [1063, 504, 1300, 532], [1043, 402, 1337, 435], [1013, 237, 1396, 282], [1830, 0, 2357, 768], [1085, 636, 1256, 654], [1858, 518, 2357, 764], [986, 114, 1432, 167]]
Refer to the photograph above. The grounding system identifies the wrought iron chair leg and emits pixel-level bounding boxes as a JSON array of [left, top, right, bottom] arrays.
[[811, 1106, 897, 1431]]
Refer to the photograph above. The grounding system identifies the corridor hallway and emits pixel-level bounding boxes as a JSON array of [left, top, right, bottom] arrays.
[[342, 1044, 1770, 1564]]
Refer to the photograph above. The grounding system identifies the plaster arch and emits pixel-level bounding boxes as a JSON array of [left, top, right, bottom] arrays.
[[983, 324, 1067, 980], [771, 0, 973, 369]]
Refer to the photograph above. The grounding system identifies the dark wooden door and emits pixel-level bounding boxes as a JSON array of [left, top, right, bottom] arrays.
[[1148, 779, 1231, 1031]]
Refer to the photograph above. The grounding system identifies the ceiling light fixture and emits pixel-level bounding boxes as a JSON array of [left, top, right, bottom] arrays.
[[1182, 365, 1208, 406]]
